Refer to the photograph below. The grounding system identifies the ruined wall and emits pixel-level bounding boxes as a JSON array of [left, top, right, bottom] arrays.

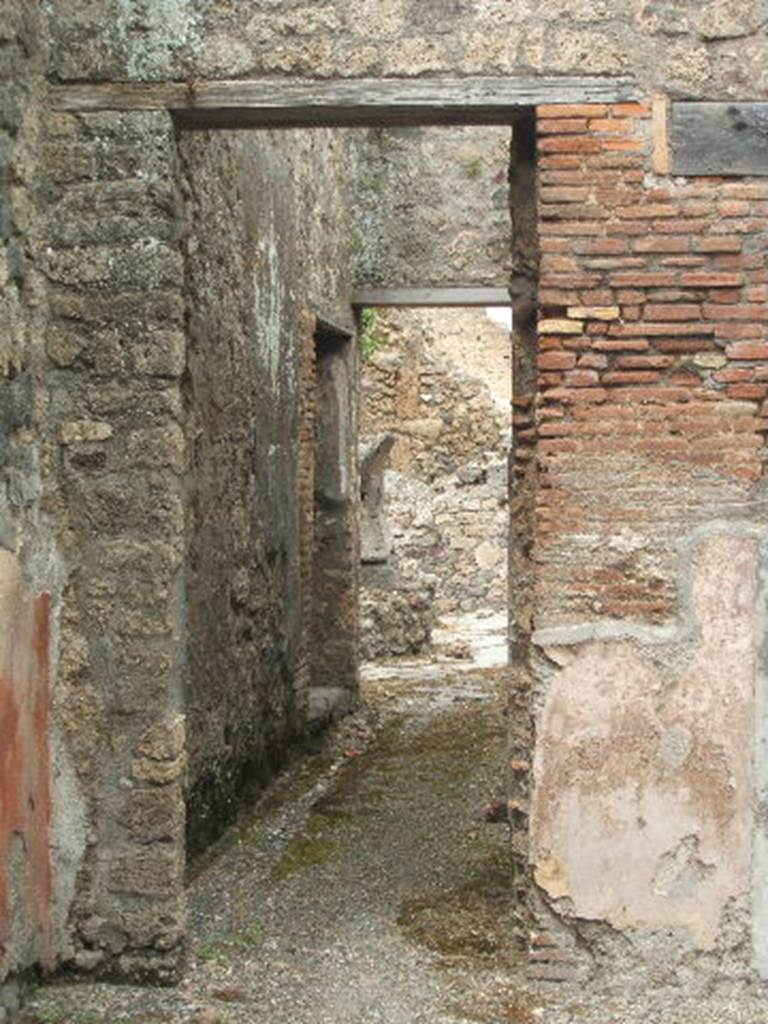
[[522, 101, 768, 989], [1, 93, 358, 1003], [360, 308, 510, 618], [376, 464, 509, 616], [178, 129, 356, 853], [361, 309, 510, 482], [7, 105, 357, 995], [3, 0, 765, 1003], [49, 0, 767, 99], [41, 103, 188, 984], [3, 6, 191, 996]]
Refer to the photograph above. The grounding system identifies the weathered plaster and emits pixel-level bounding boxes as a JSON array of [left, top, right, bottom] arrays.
[[0, 552, 54, 976], [531, 531, 759, 951], [751, 524, 768, 978]]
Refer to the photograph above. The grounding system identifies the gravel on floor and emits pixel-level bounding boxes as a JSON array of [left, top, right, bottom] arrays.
[[21, 614, 768, 1024]]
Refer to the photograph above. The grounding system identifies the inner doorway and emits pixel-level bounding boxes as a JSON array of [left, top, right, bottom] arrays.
[[356, 301, 513, 668]]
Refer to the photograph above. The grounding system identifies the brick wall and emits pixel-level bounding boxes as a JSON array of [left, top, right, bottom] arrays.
[[534, 101, 767, 628], [526, 101, 768, 984]]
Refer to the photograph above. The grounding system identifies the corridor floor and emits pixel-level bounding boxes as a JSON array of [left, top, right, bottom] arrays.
[[22, 613, 768, 1024]]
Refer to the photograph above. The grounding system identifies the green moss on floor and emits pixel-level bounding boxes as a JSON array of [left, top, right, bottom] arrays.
[[396, 845, 524, 964], [21, 1009, 109, 1024], [271, 834, 340, 880], [187, 747, 338, 881]]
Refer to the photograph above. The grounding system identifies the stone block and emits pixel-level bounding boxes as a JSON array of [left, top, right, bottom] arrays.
[[48, 288, 185, 328], [83, 379, 184, 422], [116, 899, 185, 950], [692, 352, 727, 369], [404, 417, 443, 440], [539, 318, 584, 334], [64, 476, 184, 541], [74, 949, 106, 971], [123, 785, 184, 843], [44, 242, 183, 291], [130, 756, 185, 786], [47, 180, 179, 248], [59, 419, 113, 444], [108, 846, 181, 897], [121, 425, 186, 474], [566, 305, 619, 320], [137, 717, 185, 762]]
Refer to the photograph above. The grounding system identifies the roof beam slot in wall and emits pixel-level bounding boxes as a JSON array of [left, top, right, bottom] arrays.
[[52, 76, 641, 129]]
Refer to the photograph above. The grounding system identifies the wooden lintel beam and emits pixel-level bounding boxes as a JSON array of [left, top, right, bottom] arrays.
[[51, 75, 641, 129], [351, 287, 512, 308], [671, 102, 768, 177]]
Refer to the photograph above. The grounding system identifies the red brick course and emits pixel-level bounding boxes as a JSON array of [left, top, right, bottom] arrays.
[[530, 101, 768, 625]]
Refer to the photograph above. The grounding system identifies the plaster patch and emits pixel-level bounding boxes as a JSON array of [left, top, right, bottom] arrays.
[[653, 835, 715, 899], [530, 533, 758, 948], [534, 853, 570, 900], [254, 210, 285, 389], [656, 724, 693, 774]]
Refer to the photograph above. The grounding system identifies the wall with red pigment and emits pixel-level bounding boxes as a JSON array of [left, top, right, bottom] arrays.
[[0, 553, 53, 980], [521, 101, 768, 989]]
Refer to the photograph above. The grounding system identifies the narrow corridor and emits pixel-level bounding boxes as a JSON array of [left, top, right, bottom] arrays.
[[23, 615, 768, 1024]]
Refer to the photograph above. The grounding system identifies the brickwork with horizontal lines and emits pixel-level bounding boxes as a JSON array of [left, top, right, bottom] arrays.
[[529, 101, 768, 629]]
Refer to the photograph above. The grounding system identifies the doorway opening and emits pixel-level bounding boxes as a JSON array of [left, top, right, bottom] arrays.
[[357, 303, 512, 668], [303, 319, 358, 729]]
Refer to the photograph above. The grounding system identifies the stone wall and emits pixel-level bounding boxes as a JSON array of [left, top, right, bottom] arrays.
[[361, 308, 510, 482], [178, 129, 356, 855], [381, 463, 509, 615], [351, 125, 512, 288], [3, 26, 360, 996], [41, 104, 188, 983], [49, 0, 768, 99]]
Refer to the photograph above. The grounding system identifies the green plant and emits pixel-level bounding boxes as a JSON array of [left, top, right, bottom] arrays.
[[359, 307, 384, 362], [464, 156, 483, 178]]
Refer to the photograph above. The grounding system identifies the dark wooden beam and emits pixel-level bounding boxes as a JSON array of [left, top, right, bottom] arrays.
[[671, 102, 768, 177], [52, 76, 641, 129]]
